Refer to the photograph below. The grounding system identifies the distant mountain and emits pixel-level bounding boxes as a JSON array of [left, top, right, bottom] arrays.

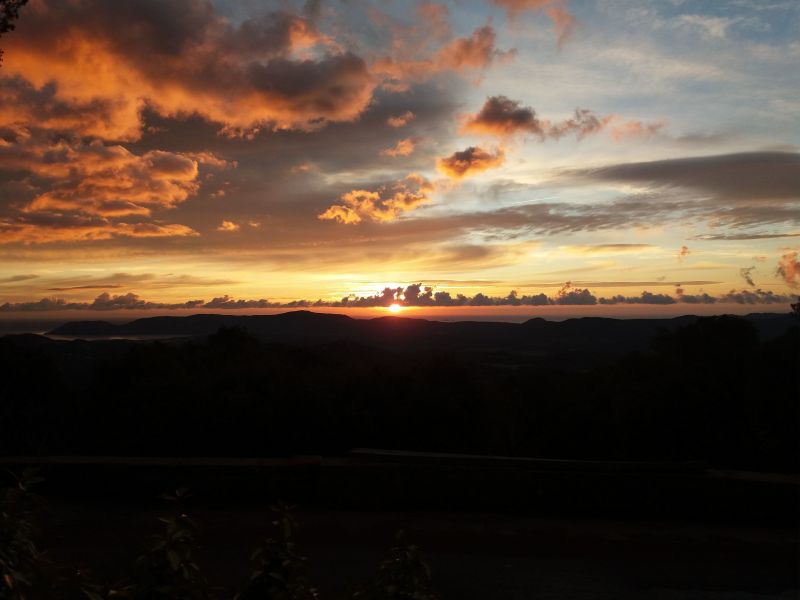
[[45, 311, 797, 358]]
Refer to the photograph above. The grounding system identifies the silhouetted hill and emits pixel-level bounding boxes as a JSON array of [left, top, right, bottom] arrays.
[[47, 310, 796, 358]]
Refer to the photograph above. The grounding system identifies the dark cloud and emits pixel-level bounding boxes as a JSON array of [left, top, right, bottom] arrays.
[[89, 292, 204, 311], [204, 295, 279, 309], [565, 152, 800, 235], [436, 146, 505, 179], [547, 109, 610, 140], [599, 292, 677, 305], [462, 96, 663, 140], [579, 152, 800, 202], [0, 292, 204, 312], [0, 297, 85, 312], [675, 288, 717, 304], [338, 284, 568, 307], [599, 289, 792, 305], [2, 283, 794, 313], [463, 95, 546, 138], [553, 286, 597, 305], [739, 266, 756, 287], [718, 289, 792, 304], [692, 232, 800, 241], [419, 195, 689, 237]]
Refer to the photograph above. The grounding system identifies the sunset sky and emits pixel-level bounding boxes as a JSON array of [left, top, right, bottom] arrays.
[[0, 0, 798, 317]]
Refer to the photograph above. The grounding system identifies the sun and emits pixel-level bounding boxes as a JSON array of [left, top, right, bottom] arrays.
[[388, 303, 403, 314]]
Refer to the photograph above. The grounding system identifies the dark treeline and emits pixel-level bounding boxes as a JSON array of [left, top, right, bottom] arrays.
[[1, 315, 798, 472]]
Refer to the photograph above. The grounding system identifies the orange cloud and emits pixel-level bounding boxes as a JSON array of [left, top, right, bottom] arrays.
[[26, 151, 202, 217], [417, 2, 451, 39], [563, 243, 657, 255], [609, 119, 667, 141], [217, 220, 241, 232], [436, 146, 505, 179], [489, 0, 576, 46], [319, 174, 434, 224], [0, 216, 197, 245], [1, 131, 225, 218], [436, 25, 505, 70], [490, 0, 557, 16], [0, 126, 225, 243], [776, 251, 799, 287], [381, 137, 419, 157], [372, 25, 510, 91], [387, 111, 415, 128], [1, 1, 376, 138], [545, 5, 576, 48]]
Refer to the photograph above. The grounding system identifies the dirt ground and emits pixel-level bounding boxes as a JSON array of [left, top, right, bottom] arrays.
[[43, 502, 799, 599]]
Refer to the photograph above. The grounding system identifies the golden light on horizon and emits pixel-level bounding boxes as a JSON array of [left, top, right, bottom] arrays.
[[388, 303, 403, 314]]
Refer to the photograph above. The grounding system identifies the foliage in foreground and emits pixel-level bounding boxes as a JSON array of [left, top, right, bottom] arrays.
[[0, 478, 441, 600], [353, 532, 439, 600], [236, 503, 317, 600], [0, 470, 44, 599]]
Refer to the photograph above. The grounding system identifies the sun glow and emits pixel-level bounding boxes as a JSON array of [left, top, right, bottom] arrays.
[[388, 303, 403, 314]]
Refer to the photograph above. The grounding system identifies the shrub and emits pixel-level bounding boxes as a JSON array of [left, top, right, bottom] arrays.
[[353, 531, 439, 600], [236, 503, 317, 600]]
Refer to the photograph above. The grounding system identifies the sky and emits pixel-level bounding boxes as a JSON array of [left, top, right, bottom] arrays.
[[0, 0, 798, 319]]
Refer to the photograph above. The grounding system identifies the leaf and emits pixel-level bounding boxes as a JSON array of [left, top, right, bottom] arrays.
[[167, 550, 181, 571], [82, 589, 105, 600]]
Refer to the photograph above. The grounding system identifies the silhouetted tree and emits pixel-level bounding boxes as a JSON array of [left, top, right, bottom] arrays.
[[0, 0, 27, 64]]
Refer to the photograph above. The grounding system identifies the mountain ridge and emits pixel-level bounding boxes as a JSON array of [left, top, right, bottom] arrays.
[[43, 311, 796, 358]]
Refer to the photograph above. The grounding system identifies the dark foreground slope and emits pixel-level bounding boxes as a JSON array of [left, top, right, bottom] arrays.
[[3, 313, 798, 473]]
